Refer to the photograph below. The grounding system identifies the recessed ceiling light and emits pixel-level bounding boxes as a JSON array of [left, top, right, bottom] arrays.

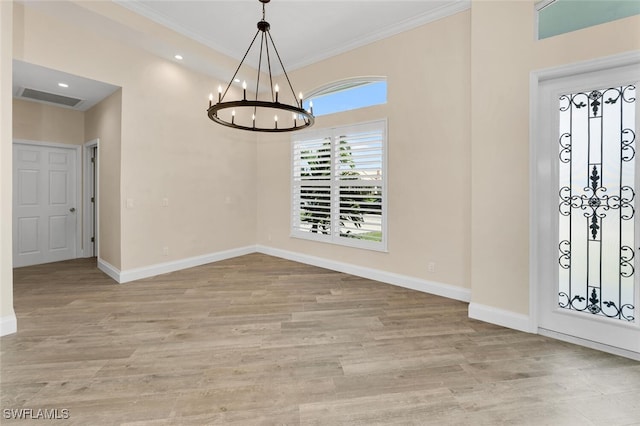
[[58, 83, 69, 88], [234, 78, 241, 83], [174, 54, 183, 60]]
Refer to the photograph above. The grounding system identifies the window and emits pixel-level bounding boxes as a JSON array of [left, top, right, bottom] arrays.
[[292, 120, 387, 251], [303, 78, 387, 117], [537, 0, 640, 40]]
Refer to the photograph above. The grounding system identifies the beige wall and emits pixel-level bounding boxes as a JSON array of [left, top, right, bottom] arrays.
[[85, 89, 122, 268], [13, 1, 257, 273], [11, 94, 121, 267], [13, 98, 84, 145], [1, 0, 15, 333], [470, 1, 640, 315], [257, 11, 472, 290], [4, 0, 639, 336]]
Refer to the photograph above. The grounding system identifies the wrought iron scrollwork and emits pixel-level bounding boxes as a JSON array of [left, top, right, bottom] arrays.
[[557, 84, 636, 322]]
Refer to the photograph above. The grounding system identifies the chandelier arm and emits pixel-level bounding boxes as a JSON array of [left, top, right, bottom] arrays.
[[253, 30, 267, 118], [222, 29, 261, 101], [264, 31, 275, 103], [266, 31, 301, 108]]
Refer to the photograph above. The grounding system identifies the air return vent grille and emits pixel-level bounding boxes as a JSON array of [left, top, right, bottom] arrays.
[[19, 88, 83, 107]]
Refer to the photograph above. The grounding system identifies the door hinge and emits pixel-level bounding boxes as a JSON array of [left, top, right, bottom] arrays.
[[91, 197, 95, 203], [91, 157, 95, 163], [91, 237, 95, 242]]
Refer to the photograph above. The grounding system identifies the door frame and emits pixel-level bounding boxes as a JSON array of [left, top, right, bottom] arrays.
[[12, 139, 83, 260], [83, 138, 99, 258], [530, 51, 640, 359]]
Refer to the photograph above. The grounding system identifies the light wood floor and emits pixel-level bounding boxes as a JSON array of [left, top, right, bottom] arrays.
[[1, 254, 639, 425]]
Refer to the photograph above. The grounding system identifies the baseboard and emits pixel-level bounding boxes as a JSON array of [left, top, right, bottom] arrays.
[[108, 246, 256, 284], [538, 328, 640, 361], [256, 245, 471, 302], [0, 313, 17, 336], [97, 258, 121, 283], [468, 302, 534, 333]]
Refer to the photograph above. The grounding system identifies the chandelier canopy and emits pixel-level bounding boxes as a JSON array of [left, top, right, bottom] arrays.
[[207, 0, 314, 133]]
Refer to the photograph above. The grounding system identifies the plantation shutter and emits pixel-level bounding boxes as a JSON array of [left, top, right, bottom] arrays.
[[292, 120, 386, 251], [292, 136, 333, 239], [335, 123, 384, 243]]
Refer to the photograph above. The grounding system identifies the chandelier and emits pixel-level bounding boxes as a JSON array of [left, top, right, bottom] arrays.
[[207, 0, 314, 132]]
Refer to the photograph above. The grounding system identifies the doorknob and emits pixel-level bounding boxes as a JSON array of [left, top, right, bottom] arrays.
[[69, 207, 76, 213]]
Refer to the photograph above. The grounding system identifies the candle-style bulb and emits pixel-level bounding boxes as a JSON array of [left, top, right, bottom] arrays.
[[217, 85, 222, 102], [274, 115, 278, 129], [309, 101, 314, 115], [209, 93, 213, 107], [242, 81, 247, 90], [242, 81, 247, 100], [275, 84, 279, 102], [231, 109, 235, 124]]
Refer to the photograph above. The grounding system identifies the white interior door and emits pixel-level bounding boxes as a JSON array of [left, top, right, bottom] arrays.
[[536, 63, 640, 356], [13, 142, 78, 267]]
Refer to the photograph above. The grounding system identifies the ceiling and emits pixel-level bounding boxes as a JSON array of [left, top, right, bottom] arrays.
[[13, 60, 120, 112], [117, 0, 470, 71], [13, 0, 469, 110]]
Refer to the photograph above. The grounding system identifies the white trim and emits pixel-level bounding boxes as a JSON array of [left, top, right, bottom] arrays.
[[83, 139, 99, 258], [535, 51, 640, 83], [99, 246, 256, 284], [0, 313, 17, 336], [539, 328, 640, 361], [256, 245, 471, 303], [535, 0, 557, 12], [97, 244, 470, 301], [468, 302, 534, 333], [12, 139, 83, 260], [305, 76, 387, 101], [97, 257, 120, 283]]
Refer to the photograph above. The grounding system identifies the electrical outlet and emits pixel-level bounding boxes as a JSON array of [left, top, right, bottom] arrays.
[[161, 198, 169, 207], [427, 262, 436, 273], [163, 247, 169, 256]]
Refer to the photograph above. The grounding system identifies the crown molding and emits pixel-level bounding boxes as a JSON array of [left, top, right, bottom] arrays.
[[286, 0, 471, 71], [115, 0, 471, 73], [114, 0, 241, 62]]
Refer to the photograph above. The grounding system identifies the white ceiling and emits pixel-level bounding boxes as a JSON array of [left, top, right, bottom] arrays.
[[13, 0, 469, 110], [13, 60, 120, 111], [117, 0, 470, 71]]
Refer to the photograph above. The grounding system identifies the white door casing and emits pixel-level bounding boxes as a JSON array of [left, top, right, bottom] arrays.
[[83, 139, 99, 258], [532, 53, 640, 358], [13, 141, 80, 267]]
